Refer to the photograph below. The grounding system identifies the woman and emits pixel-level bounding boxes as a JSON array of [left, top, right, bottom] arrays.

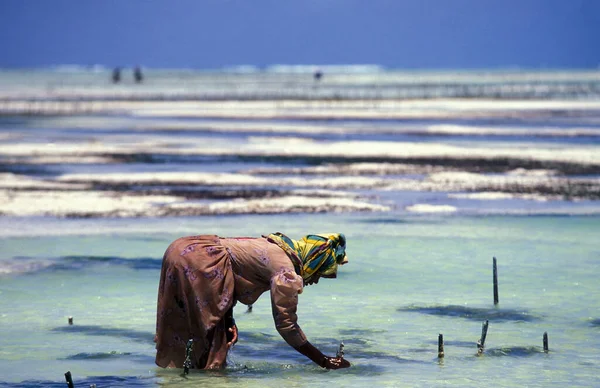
[[155, 232, 351, 370]]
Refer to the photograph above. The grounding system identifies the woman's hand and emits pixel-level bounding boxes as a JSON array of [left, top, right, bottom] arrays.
[[295, 342, 351, 369], [224, 306, 238, 349], [323, 356, 351, 369], [227, 323, 238, 349]]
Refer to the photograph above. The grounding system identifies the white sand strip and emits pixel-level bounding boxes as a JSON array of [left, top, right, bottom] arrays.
[[426, 124, 600, 138], [169, 196, 390, 215], [101, 138, 600, 167], [246, 162, 452, 175], [189, 141, 600, 167], [448, 192, 551, 201], [406, 204, 457, 213], [3, 138, 596, 167], [4, 167, 597, 201], [0, 189, 388, 218], [0, 190, 181, 217], [384, 171, 600, 200]]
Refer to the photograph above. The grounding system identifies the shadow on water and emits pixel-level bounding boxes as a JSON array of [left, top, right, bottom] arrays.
[[339, 328, 386, 336], [60, 255, 163, 270], [231, 330, 422, 371], [484, 346, 547, 358], [337, 328, 386, 347], [350, 350, 430, 365], [424, 339, 477, 349], [61, 351, 154, 364], [0, 375, 156, 388], [590, 318, 600, 327], [50, 324, 155, 344], [126, 236, 170, 243], [408, 340, 476, 356], [3, 255, 162, 276], [357, 217, 445, 225], [398, 304, 542, 322]]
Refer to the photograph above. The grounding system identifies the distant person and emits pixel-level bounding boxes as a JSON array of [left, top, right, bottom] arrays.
[[313, 68, 323, 81], [112, 67, 121, 83], [154, 232, 351, 370], [134, 66, 144, 83]]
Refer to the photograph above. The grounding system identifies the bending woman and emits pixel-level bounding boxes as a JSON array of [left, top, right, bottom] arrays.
[[154, 232, 351, 370]]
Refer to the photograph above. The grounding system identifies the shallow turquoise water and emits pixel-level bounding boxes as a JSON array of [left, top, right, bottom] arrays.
[[1, 213, 599, 387]]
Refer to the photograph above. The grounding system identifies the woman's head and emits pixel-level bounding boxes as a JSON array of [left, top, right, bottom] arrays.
[[264, 232, 348, 283], [299, 233, 348, 282]]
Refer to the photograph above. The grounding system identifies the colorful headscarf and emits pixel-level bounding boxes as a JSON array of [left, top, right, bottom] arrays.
[[264, 232, 348, 280]]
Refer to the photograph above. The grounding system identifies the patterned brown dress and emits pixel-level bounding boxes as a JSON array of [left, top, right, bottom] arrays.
[[155, 235, 306, 369]]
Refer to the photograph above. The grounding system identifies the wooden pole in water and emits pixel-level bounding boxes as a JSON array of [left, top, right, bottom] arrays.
[[543, 332, 549, 353], [64, 371, 74, 388], [183, 339, 193, 375], [336, 341, 345, 359], [477, 320, 489, 355], [493, 257, 499, 305], [68, 316, 73, 325], [438, 334, 444, 358]]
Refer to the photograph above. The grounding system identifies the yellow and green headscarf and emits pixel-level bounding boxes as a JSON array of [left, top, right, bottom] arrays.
[[265, 232, 348, 280]]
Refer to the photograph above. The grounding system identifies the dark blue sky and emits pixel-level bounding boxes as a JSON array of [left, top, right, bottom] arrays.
[[1, 0, 599, 69]]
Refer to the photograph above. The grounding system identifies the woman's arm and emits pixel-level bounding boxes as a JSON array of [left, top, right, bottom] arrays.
[[270, 270, 350, 369]]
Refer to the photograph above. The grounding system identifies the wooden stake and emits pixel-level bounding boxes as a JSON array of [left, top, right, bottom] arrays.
[[64, 371, 74, 388], [438, 334, 444, 358], [336, 341, 345, 359], [183, 339, 193, 375], [493, 257, 499, 305], [477, 320, 489, 355], [543, 332, 549, 353], [68, 316, 73, 325]]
